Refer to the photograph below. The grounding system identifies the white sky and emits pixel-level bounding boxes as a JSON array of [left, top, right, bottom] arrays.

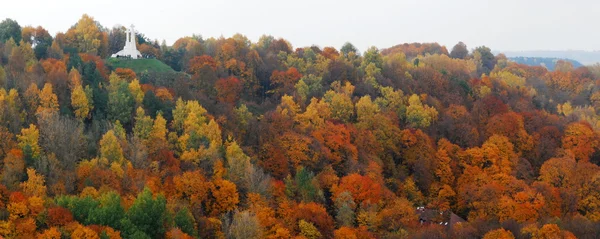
[[1, 0, 598, 53]]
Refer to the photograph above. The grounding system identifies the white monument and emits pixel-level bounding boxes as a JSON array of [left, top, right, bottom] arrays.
[[111, 25, 142, 59]]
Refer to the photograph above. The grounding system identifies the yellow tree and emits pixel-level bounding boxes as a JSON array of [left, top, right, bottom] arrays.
[[375, 86, 405, 118], [17, 124, 41, 160], [133, 107, 153, 141], [99, 130, 125, 164], [276, 95, 300, 120], [0, 65, 6, 87], [68, 67, 82, 89], [225, 141, 251, 190], [299, 220, 322, 239], [172, 99, 188, 133], [295, 97, 330, 132], [24, 83, 40, 117], [173, 99, 208, 134], [71, 85, 91, 121], [129, 79, 144, 106], [37, 83, 59, 116], [355, 95, 380, 125], [19, 40, 36, 68], [65, 14, 103, 56], [204, 119, 222, 147], [491, 71, 525, 88], [323, 90, 354, 123], [148, 113, 168, 154], [20, 168, 46, 197], [406, 94, 438, 128]]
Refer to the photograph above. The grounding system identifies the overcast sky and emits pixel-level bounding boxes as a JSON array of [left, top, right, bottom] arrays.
[[1, 0, 598, 53]]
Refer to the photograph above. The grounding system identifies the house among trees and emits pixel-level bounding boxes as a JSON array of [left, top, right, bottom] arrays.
[[416, 207, 466, 229]]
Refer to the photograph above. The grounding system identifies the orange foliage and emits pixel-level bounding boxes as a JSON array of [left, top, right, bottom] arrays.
[[40, 58, 67, 75], [47, 207, 74, 227], [334, 226, 374, 239], [485, 112, 533, 152], [166, 228, 194, 239], [114, 68, 137, 82], [37, 227, 62, 239], [215, 76, 242, 105], [482, 228, 515, 239], [155, 87, 174, 101], [102, 227, 122, 239], [6, 17, 600, 239], [270, 67, 302, 98], [259, 143, 290, 179], [322, 47, 340, 60], [312, 122, 358, 166], [562, 122, 600, 161], [173, 170, 209, 203], [333, 174, 382, 206], [378, 198, 418, 231], [294, 202, 335, 238], [278, 132, 315, 168], [80, 53, 108, 79], [334, 227, 357, 239], [188, 55, 217, 74], [543, 70, 591, 95], [206, 179, 239, 216], [14, 218, 37, 238], [71, 224, 100, 239]]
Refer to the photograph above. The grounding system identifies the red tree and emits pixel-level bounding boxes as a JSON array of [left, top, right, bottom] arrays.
[[215, 76, 243, 105]]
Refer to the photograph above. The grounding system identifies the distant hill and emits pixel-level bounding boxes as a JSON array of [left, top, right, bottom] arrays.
[[381, 43, 448, 58], [507, 57, 583, 71], [498, 50, 600, 65], [105, 58, 175, 74]]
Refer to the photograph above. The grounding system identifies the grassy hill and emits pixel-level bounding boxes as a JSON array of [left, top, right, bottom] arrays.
[[105, 58, 175, 74]]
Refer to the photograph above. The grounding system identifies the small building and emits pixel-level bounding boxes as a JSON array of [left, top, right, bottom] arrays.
[[416, 207, 466, 230]]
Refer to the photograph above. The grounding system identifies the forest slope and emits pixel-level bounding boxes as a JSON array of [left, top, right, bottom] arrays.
[[0, 15, 600, 239]]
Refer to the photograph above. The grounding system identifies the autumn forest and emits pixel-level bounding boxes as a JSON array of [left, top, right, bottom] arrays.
[[0, 14, 600, 239]]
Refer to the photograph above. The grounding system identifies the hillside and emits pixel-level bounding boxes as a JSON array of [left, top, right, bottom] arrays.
[[105, 58, 175, 74], [3, 15, 600, 239]]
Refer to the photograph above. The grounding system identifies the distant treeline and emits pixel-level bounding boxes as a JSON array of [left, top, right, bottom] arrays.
[[508, 56, 583, 70]]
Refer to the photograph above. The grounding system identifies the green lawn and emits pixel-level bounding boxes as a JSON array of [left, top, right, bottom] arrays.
[[105, 58, 175, 74]]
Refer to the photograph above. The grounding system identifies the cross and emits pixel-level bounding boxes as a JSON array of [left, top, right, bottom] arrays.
[[130, 24, 137, 34]]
